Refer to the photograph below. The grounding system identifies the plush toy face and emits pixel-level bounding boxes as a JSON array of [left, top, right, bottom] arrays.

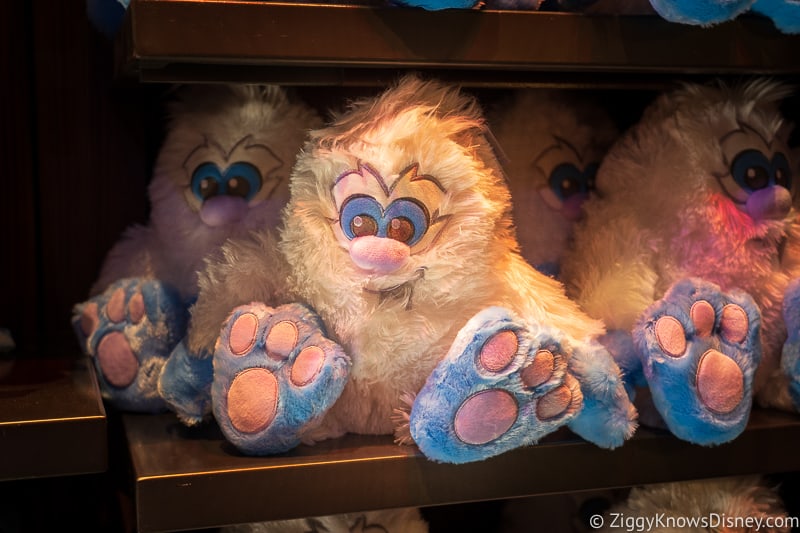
[[181, 134, 285, 228], [532, 136, 600, 221]]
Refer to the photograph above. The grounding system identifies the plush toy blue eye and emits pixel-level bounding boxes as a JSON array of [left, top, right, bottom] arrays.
[[340, 195, 429, 245], [548, 163, 596, 200], [191, 162, 224, 200], [341, 195, 383, 240], [384, 198, 429, 245], [224, 162, 262, 200], [191, 162, 263, 202], [772, 152, 792, 191], [731, 149, 772, 191]]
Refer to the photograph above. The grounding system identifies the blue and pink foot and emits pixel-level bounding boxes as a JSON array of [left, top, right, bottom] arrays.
[[410, 307, 582, 464], [634, 278, 760, 445], [781, 278, 800, 409], [72, 278, 188, 412], [212, 302, 350, 456]]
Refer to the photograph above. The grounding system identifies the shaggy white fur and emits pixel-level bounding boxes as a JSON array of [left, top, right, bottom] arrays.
[[190, 75, 625, 443], [92, 84, 322, 299], [561, 79, 800, 409]]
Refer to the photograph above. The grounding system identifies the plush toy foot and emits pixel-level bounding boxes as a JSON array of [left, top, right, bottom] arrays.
[[752, 0, 800, 33], [158, 340, 214, 426], [72, 278, 188, 412], [781, 278, 800, 409], [648, 0, 755, 26], [409, 307, 582, 464], [212, 302, 350, 456], [566, 340, 638, 449], [634, 278, 761, 445]]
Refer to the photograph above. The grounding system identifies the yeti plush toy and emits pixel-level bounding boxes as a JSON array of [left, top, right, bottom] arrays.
[[73, 84, 322, 412], [561, 79, 800, 446], [489, 89, 620, 278], [160, 74, 637, 463]]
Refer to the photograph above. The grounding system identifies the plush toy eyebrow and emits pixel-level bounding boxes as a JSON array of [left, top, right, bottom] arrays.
[[332, 161, 445, 197]]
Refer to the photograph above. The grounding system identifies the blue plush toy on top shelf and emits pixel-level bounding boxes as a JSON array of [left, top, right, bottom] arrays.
[[648, 0, 799, 33]]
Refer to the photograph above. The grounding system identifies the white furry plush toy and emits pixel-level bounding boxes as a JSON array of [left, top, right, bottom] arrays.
[[72, 84, 322, 412], [561, 79, 800, 446], [159, 74, 637, 464], [599, 476, 791, 533], [489, 89, 620, 278]]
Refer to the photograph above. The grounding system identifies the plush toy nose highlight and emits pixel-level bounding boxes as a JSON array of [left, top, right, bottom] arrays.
[[200, 195, 247, 227], [349, 235, 410, 274], [746, 186, 792, 221]]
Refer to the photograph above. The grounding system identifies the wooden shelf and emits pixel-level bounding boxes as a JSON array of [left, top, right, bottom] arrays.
[[116, 0, 800, 88], [0, 354, 107, 481], [124, 408, 800, 532]]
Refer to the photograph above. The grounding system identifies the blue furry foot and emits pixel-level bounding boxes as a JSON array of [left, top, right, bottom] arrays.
[[781, 278, 800, 409], [753, 0, 800, 34], [567, 340, 638, 449], [158, 340, 214, 426], [409, 307, 583, 464], [648, 0, 755, 26], [212, 302, 350, 456], [72, 278, 188, 412], [634, 278, 761, 446]]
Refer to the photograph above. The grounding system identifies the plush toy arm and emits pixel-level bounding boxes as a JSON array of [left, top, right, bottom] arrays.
[[562, 214, 660, 332], [91, 225, 158, 296], [186, 229, 293, 355]]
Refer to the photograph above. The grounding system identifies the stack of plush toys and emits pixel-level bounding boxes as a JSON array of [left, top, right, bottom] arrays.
[[74, 74, 798, 531]]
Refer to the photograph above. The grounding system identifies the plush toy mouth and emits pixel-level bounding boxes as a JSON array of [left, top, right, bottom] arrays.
[[362, 267, 426, 309]]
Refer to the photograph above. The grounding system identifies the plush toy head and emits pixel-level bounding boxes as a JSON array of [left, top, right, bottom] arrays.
[[489, 89, 619, 276], [93, 84, 322, 298]]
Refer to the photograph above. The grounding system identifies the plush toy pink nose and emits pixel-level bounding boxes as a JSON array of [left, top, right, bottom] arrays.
[[746, 186, 792, 221], [349, 235, 410, 274], [200, 196, 247, 227], [561, 192, 588, 221]]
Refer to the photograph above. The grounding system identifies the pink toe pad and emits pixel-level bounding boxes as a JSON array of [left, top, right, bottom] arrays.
[[107, 288, 126, 323], [720, 304, 749, 344], [454, 389, 518, 445], [97, 331, 139, 388], [229, 313, 259, 356], [479, 330, 518, 373], [290, 346, 325, 386], [128, 292, 145, 324], [690, 300, 715, 338], [80, 303, 99, 337], [521, 350, 555, 388], [696, 349, 744, 414], [536, 384, 573, 420], [266, 321, 299, 361], [654, 316, 687, 358], [227, 368, 278, 434]]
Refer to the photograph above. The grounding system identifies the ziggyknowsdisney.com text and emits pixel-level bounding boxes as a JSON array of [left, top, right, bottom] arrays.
[[594, 512, 800, 531]]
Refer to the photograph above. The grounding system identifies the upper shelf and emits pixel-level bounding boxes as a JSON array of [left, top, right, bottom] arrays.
[[116, 0, 800, 88]]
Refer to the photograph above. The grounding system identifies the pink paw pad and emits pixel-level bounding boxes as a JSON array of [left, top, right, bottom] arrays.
[[479, 330, 518, 373], [536, 382, 576, 420], [454, 389, 518, 445], [229, 313, 259, 356], [266, 321, 299, 361], [80, 303, 99, 337], [128, 292, 145, 324], [227, 368, 278, 434], [106, 287, 127, 323], [696, 349, 744, 414], [96, 331, 139, 388], [720, 304, 749, 344], [291, 346, 325, 387], [521, 349, 555, 389], [654, 316, 687, 357]]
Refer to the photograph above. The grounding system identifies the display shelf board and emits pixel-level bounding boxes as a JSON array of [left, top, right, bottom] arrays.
[[0, 353, 107, 481], [125, 407, 800, 532], [116, 0, 800, 87]]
